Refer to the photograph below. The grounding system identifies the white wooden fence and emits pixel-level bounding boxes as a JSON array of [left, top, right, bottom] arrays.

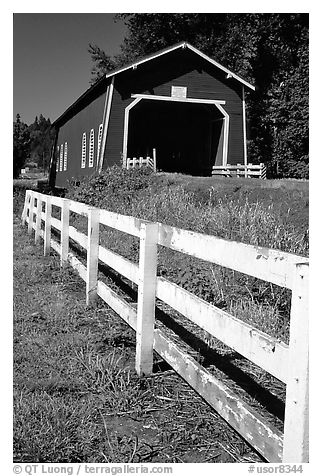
[[21, 189, 309, 463], [126, 148, 156, 172], [212, 163, 267, 179]]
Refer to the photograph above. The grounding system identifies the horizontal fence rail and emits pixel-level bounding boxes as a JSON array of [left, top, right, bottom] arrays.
[[212, 163, 267, 179], [21, 189, 309, 463], [157, 224, 307, 290], [126, 148, 157, 172], [155, 277, 289, 383]]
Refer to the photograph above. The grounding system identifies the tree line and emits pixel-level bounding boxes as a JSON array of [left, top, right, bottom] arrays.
[[89, 13, 308, 179], [13, 113, 55, 178]]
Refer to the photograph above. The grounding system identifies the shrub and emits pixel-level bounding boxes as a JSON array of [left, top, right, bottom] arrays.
[[67, 166, 153, 211]]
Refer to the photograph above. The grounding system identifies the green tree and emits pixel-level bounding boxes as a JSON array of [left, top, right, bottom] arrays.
[[88, 44, 117, 84], [266, 29, 309, 178], [28, 114, 54, 171], [13, 114, 30, 178]]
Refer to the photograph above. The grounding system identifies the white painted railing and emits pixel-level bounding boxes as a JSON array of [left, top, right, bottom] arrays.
[[21, 189, 309, 463], [212, 163, 267, 179], [126, 148, 156, 172]]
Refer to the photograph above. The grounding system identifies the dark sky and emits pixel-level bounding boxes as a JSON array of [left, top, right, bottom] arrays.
[[13, 13, 127, 125]]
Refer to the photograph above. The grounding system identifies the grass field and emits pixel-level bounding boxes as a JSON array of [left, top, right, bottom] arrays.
[[13, 171, 309, 463]]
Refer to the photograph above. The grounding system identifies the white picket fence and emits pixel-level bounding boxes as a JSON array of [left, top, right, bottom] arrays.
[[212, 163, 267, 179], [126, 148, 156, 172], [21, 189, 309, 463]]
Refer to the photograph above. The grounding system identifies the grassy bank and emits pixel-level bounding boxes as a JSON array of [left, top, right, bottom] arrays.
[[67, 168, 309, 253]]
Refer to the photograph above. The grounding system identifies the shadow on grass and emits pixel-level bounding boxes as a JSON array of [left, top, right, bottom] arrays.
[[63, 235, 285, 426]]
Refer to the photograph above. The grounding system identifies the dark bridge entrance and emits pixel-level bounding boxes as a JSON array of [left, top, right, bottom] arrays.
[[127, 98, 225, 176]]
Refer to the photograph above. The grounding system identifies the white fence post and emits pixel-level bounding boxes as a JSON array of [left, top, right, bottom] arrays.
[[35, 194, 42, 244], [21, 190, 30, 225], [283, 262, 309, 462], [260, 163, 267, 180], [86, 207, 100, 306], [44, 195, 52, 256], [60, 199, 70, 266], [28, 192, 35, 234], [135, 222, 159, 377], [152, 148, 156, 172]]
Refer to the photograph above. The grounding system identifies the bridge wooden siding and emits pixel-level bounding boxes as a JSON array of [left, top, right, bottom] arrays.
[[21, 189, 309, 463]]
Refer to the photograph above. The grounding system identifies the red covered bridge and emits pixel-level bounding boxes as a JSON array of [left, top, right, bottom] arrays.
[[49, 41, 255, 189]]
